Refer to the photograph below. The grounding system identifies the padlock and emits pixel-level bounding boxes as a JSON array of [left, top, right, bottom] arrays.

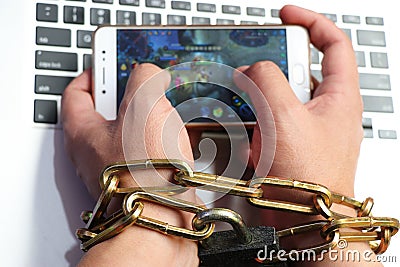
[[194, 208, 287, 267]]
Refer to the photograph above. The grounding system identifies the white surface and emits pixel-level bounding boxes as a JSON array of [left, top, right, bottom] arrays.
[[0, 0, 399, 266]]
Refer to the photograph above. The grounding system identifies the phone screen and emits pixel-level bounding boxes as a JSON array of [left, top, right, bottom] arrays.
[[116, 28, 288, 123]]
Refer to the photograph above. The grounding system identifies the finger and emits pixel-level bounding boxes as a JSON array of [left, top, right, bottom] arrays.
[[61, 68, 105, 130], [280, 5, 358, 97], [118, 63, 172, 116], [234, 61, 302, 119]]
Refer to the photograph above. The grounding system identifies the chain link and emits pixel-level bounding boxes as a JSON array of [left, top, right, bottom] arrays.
[[77, 159, 400, 261]]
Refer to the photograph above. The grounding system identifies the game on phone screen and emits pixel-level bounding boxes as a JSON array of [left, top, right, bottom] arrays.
[[117, 28, 288, 123]]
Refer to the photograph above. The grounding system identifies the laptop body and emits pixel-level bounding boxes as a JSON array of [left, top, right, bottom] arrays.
[[0, 0, 399, 266]]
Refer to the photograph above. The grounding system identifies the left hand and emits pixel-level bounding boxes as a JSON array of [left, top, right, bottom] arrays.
[[62, 63, 199, 266]]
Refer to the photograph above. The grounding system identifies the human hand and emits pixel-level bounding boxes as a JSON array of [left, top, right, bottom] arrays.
[[238, 5, 363, 197], [62, 64, 198, 266]]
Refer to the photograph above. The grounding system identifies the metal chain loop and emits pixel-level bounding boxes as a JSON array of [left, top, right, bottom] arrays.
[[76, 158, 400, 261]]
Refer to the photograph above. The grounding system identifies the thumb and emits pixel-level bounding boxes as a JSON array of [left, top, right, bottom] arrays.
[[118, 63, 193, 166]]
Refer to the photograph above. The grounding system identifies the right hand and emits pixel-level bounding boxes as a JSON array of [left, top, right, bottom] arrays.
[[238, 5, 363, 197]]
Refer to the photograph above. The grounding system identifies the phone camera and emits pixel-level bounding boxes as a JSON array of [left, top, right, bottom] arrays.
[[102, 90, 106, 94], [102, 50, 106, 54]]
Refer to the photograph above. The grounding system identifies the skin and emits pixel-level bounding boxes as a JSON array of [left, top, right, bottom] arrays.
[[62, 5, 383, 267]]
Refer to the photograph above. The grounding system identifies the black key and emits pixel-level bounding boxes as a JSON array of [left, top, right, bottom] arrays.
[[362, 95, 393, 113], [117, 11, 136, 25], [142, 13, 161, 25], [91, 8, 111, 25], [83, 54, 92, 70], [171, 1, 191, 10], [35, 75, 74, 95], [34, 100, 57, 124], [359, 73, 391, 90], [119, 0, 139, 6], [146, 0, 165, 8], [36, 27, 71, 47], [64, 6, 85, 24], [167, 15, 186, 25], [342, 15, 360, 24], [37, 3, 58, 22], [378, 130, 397, 139], [93, 0, 113, 3], [247, 7, 265, 17], [192, 17, 210, 25], [357, 30, 386, 47], [77, 30, 93, 48], [222, 5, 241, 15], [366, 17, 384, 25], [35, 50, 78, 71], [197, 3, 216, 13]]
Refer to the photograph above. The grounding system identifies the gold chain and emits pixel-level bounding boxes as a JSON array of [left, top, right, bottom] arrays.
[[76, 159, 399, 260]]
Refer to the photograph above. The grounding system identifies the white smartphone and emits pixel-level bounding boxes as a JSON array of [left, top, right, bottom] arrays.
[[93, 25, 310, 127]]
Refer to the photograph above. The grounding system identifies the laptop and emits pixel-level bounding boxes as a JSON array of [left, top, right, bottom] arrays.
[[0, 0, 398, 265]]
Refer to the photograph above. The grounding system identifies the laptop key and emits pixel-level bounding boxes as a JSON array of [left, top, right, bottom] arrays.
[[362, 118, 373, 129], [311, 47, 320, 64], [142, 13, 161, 25], [167, 15, 186, 25], [342, 15, 360, 24], [271, 9, 280, 18], [362, 95, 393, 113], [366, 17, 384, 25], [247, 7, 265, 17], [322, 13, 337, 22], [35, 75, 74, 95], [93, 0, 113, 3], [36, 27, 71, 47], [35, 50, 78, 72], [217, 19, 235, 25], [378, 130, 397, 139], [64, 6, 85, 24], [77, 30, 93, 48], [117, 11, 136, 25], [119, 0, 139, 6], [370, 52, 389, 68], [192, 17, 210, 25], [355, 51, 366, 67], [357, 30, 386, 47], [359, 73, 391, 90], [37, 3, 58, 22], [364, 128, 373, 138], [171, 1, 191, 10], [222, 5, 241, 15], [91, 8, 111, 25], [197, 3, 216, 13], [34, 100, 57, 124], [84, 54, 92, 70], [146, 0, 165, 8]]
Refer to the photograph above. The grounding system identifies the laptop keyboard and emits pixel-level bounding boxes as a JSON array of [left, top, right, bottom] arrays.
[[33, 1, 395, 139]]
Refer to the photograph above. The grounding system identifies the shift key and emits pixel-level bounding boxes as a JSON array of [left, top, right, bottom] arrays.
[[35, 50, 77, 71]]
